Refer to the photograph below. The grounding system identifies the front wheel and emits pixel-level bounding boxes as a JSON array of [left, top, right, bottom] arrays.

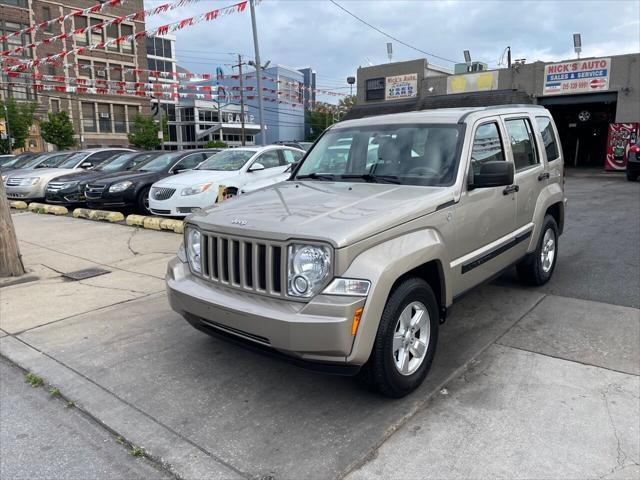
[[357, 277, 439, 398], [137, 186, 151, 214], [516, 214, 559, 286]]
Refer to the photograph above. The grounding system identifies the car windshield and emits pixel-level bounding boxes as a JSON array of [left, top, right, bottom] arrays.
[[34, 152, 72, 168], [197, 150, 255, 171], [97, 152, 157, 172], [136, 152, 184, 172], [3, 152, 37, 169], [295, 124, 462, 186], [57, 151, 89, 169]]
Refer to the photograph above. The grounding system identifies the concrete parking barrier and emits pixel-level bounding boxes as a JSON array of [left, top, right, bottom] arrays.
[[28, 202, 68, 216], [124, 214, 184, 234], [73, 208, 124, 223], [9, 201, 28, 210]]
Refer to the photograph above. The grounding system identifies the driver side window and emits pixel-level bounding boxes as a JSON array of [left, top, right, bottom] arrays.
[[255, 150, 281, 169], [174, 153, 203, 171], [471, 122, 505, 174]]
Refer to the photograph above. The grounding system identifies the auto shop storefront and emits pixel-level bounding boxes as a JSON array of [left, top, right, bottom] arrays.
[[351, 53, 640, 171]]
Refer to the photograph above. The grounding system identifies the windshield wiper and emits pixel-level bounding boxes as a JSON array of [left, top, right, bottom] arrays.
[[296, 173, 336, 181], [340, 174, 402, 184]]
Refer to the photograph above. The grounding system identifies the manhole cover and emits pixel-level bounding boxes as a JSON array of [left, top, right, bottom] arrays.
[[62, 267, 111, 281]]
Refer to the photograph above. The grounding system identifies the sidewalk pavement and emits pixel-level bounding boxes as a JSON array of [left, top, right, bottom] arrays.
[[1, 177, 639, 479]]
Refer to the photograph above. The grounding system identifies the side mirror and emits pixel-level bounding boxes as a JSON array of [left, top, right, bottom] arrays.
[[80, 161, 93, 169], [249, 162, 265, 172], [469, 160, 514, 189]]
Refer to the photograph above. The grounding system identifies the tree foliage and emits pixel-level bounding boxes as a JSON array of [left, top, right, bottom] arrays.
[[0, 98, 37, 153], [204, 140, 228, 148], [40, 111, 76, 150], [127, 115, 161, 150]]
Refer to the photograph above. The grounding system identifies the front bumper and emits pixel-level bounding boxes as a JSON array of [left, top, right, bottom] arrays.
[[5, 184, 44, 200], [149, 188, 216, 217], [85, 188, 136, 208], [45, 187, 85, 205], [166, 257, 366, 366]]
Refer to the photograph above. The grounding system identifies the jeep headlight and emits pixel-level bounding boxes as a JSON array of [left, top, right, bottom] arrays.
[[181, 182, 212, 196], [109, 181, 133, 193], [287, 244, 331, 297], [185, 227, 202, 273]]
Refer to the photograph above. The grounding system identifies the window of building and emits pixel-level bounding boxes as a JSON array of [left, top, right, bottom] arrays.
[[77, 59, 92, 79], [505, 118, 539, 171], [365, 77, 385, 101], [120, 24, 133, 53], [124, 68, 136, 83], [182, 108, 194, 122], [42, 6, 52, 32], [113, 105, 126, 133], [535, 117, 560, 162], [94, 62, 107, 81], [161, 38, 172, 58], [0, 0, 28, 8], [74, 16, 88, 46], [246, 135, 253, 143], [45, 63, 56, 76], [50, 99, 60, 113], [168, 125, 177, 142], [471, 122, 504, 175], [110, 66, 122, 82], [146, 37, 154, 56], [181, 125, 195, 142], [82, 102, 96, 132], [98, 104, 111, 133], [161, 103, 176, 122], [106, 23, 119, 52], [90, 18, 103, 45], [2, 22, 29, 58]]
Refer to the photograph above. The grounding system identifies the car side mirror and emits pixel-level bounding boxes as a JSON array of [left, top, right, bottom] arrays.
[[80, 161, 93, 169], [469, 160, 514, 189], [249, 162, 265, 172]]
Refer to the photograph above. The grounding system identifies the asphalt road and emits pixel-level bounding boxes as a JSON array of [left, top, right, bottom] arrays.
[[0, 358, 170, 480], [496, 171, 640, 308]]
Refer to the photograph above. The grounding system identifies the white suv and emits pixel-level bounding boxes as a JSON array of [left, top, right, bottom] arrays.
[[148, 146, 304, 216]]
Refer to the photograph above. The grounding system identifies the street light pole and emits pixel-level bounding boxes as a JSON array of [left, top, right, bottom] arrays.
[[249, 0, 266, 146]]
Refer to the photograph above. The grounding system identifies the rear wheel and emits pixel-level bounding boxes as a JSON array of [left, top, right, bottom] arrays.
[[137, 186, 151, 214], [357, 277, 439, 398], [516, 214, 558, 286]]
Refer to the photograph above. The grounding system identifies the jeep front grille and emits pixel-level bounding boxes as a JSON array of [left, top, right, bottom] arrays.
[[198, 233, 286, 297], [151, 187, 176, 201]]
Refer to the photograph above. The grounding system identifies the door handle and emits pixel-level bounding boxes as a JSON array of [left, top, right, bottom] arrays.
[[538, 172, 550, 181], [503, 185, 519, 195]]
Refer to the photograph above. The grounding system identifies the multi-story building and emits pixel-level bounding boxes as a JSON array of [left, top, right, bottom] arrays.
[[0, 0, 150, 151], [146, 33, 179, 149]]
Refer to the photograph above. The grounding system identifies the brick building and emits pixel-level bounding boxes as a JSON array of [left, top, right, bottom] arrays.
[[0, 0, 151, 150]]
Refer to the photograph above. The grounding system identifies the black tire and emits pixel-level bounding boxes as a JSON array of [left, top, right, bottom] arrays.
[[137, 186, 151, 214], [626, 170, 638, 182], [357, 277, 439, 398], [516, 214, 559, 286]]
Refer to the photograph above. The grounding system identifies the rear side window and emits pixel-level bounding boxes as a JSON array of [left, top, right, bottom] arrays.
[[504, 118, 539, 171], [471, 122, 505, 174], [535, 116, 560, 162], [282, 149, 304, 164]]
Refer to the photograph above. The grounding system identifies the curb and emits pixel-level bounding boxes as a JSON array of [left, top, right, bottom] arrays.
[[72, 208, 124, 223], [9, 201, 28, 210], [27, 202, 68, 216], [126, 214, 184, 234]]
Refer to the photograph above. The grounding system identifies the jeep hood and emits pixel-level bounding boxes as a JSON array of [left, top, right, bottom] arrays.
[[189, 180, 454, 247]]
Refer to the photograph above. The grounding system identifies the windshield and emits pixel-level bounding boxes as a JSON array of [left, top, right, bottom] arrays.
[[58, 152, 89, 169], [3, 152, 37, 169], [197, 150, 255, 171], [136, 152, 183, 172], [34, 152, 72, 168], [98, 152, 157, 172], [295, 124, 462, 186]]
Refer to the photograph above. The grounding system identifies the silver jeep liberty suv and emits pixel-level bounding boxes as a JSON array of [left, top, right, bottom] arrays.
[[167, 105, 566, 397]]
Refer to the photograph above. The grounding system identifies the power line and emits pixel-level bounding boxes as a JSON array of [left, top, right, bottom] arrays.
[[328, 0, 459, 65]]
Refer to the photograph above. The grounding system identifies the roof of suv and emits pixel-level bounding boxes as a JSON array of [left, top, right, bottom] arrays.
[[335, 104, 547, 129]]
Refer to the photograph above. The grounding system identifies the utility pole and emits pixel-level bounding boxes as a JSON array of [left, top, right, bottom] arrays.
[[232, 55, 247, 146], [249, 0, 266, 146]]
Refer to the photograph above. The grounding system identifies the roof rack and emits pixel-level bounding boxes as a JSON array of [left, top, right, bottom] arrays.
[[458, 104, 544, 123]]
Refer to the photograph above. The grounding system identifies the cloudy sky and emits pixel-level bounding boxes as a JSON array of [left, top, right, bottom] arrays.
[[147, 0, 640, 100]]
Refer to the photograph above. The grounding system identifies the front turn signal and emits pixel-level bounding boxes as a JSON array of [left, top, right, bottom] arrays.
[[351, 307, 364, 336]]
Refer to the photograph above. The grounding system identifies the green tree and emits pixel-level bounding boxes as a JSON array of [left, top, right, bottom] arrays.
[[40, 111, 76, 150], [204, 139, 228, 148], [127, 115, 161, 150], [306, 109, 336, 142], [0, 98, 37, 154]]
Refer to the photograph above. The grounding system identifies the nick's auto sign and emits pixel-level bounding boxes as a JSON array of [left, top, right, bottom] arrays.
[[543, 58, 610, 95]]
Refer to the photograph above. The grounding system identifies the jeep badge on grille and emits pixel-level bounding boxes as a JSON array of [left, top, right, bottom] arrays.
[[231, 218, 247, 225]]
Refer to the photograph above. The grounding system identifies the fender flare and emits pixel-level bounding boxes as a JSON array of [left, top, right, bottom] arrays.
[[528, 182, 564, 251], [340, 228, 450, 365]]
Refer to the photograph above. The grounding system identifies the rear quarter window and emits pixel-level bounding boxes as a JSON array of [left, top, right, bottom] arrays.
[[535, 116, 560, 162]]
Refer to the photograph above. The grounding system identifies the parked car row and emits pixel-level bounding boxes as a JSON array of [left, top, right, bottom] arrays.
[[2, 145, 306, 216]]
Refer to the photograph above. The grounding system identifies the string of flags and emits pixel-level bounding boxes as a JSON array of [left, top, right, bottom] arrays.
[[1, 0, 256, 70], [0, 0, 125, 42], [0, 0, 208, 57]]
